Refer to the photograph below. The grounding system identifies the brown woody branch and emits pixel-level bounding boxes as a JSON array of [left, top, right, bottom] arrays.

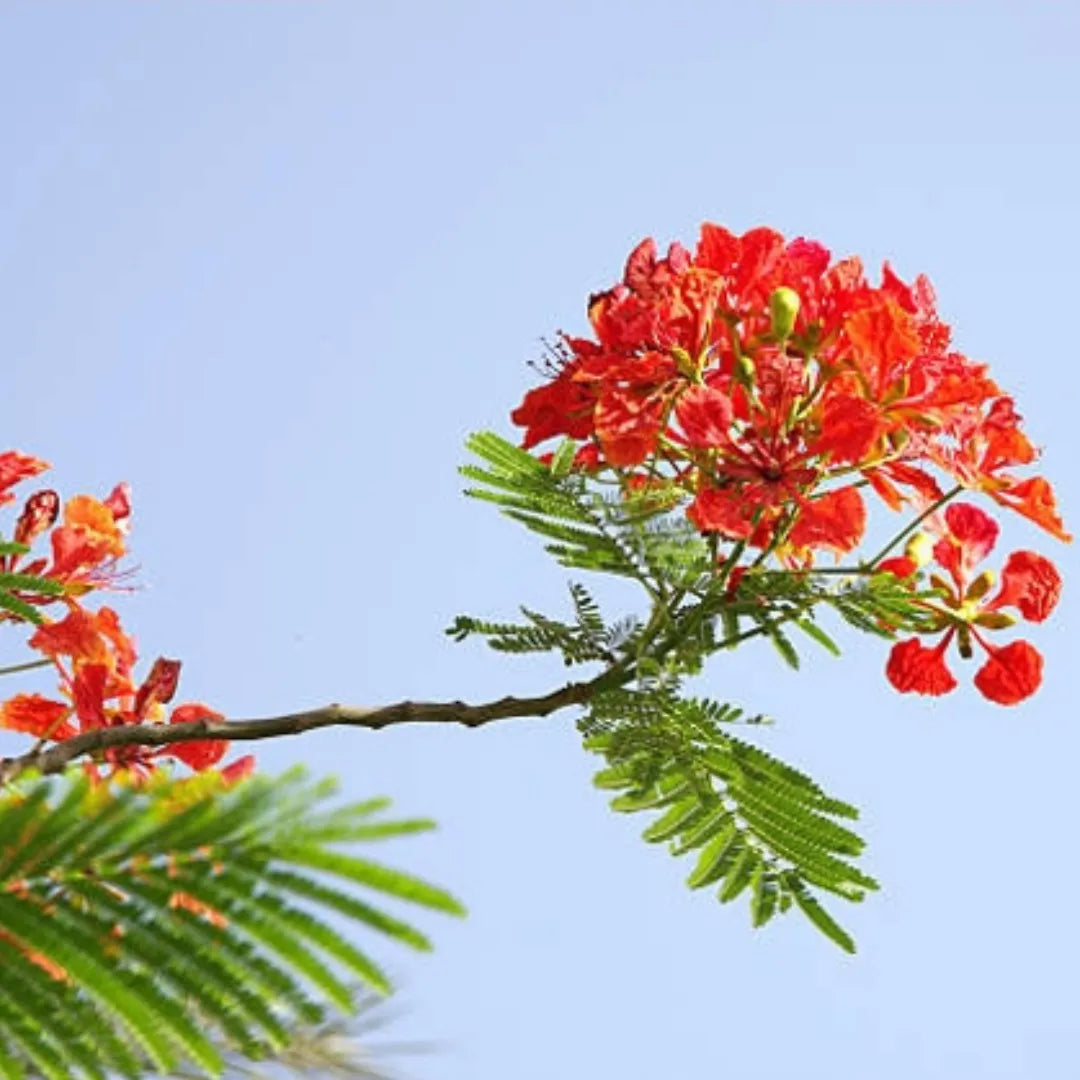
[[0, 674, 612, 788]]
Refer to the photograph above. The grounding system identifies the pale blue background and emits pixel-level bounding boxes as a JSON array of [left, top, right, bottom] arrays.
[[1, 3, 1078, 1077]]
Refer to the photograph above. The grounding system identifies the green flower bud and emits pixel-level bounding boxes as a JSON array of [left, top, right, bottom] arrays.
[[965, 569, 996, 604], [769, 286, 801, 342]]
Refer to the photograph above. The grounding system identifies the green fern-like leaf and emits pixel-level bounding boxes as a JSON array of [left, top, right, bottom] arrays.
[[582, 689, 874, 951], [0, 767, 463, 1078]]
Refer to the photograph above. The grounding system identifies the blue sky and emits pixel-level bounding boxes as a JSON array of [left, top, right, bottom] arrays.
[[1, 2, 1078, 1077]]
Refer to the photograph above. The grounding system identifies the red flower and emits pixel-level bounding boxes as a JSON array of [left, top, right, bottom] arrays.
[[884, 502, 1060, 705]]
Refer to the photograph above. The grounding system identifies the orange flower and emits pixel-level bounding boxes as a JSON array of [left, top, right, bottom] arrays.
[[49, 492, 128, 582]]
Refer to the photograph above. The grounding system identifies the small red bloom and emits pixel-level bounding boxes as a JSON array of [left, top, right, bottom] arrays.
[[883, 501, 1060, 705]]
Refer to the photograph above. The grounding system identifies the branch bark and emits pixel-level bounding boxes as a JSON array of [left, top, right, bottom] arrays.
[[0, 672, 614, 787]]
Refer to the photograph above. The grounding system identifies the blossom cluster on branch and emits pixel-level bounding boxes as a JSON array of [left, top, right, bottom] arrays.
[[511, 224, 1068, 703], [0, 453, 250, 781]]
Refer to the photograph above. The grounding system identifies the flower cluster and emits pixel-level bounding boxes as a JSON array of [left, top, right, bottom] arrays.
[[512, 224, 1068, 703], [0, 451, 249, 780]]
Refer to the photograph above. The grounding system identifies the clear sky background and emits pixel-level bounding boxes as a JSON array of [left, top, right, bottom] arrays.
[[1, 3, 1078, 1077]]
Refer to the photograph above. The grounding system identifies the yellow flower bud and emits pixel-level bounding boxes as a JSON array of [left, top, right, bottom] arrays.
[[905, 532, 935, 568]]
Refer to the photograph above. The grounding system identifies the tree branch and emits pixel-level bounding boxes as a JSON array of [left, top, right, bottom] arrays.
[[0, 672, 616, 787]]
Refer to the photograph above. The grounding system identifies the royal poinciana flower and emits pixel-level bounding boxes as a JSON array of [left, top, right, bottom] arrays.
[[512, 224, 1070, 560], [511, 223, 1068, 704], [883, 504, 1062, 705], [0, 603, 249, 779]]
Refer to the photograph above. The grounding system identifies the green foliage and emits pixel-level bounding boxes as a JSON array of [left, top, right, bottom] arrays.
[[0, 767, 463, 1079], [452, 432, 938, 952], [0, 539, 64, 626], [446, 582, 639, 667], [583, 688, 872, 952]]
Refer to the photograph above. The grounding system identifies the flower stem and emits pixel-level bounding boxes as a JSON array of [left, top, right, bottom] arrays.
[[866, 484, 963, 569], [0, 658, 51, 678]]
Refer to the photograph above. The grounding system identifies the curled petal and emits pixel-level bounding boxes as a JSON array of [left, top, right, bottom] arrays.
[[104, 483, 132, 532], [886, 637, 958, 696], [133, 657, 182, 720], [973, 640, 1043, 706], [990, 476, 1071, 543], [988, 551, 1062, 623], [13, 490, 60, 547]]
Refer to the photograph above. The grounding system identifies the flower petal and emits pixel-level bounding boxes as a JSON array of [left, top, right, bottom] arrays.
[[933, 503, 999, 583], [788, 486, 867, 557], [973, 640, 1043, 706], [885, 637, 958, 696], [675, 385, 734, 448], [0, 694, 76, 739], [988, 551, 1062, 623]]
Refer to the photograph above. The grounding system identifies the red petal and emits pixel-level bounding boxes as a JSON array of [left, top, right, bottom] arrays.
[[878, 556, 918, 579], [812, 394, 882, 465], [973, 640, 1043, 706], [133, 657, 182, 719], [675, 386, 734, 448], [168, 703, 228, 771], [686, 486, 755, 538], [0, 694, 76, 739], [72, 664, 110, 730], [0, 452, 50, 505], [594, 388, 666, 467], [988, 550, 1062, 623], [219, 755, 256, 785], [990, 476, 1072, 543], [933, 503, 999, 582], [788, 486, 867, 556], [885, 637, 958, 696]]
